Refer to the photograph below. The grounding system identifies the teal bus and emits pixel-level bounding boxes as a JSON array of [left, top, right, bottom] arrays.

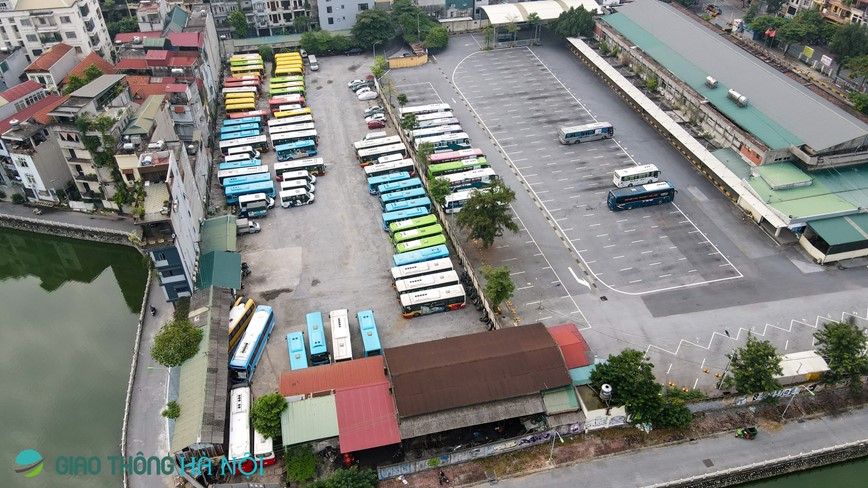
[[276, 140, 317, 162], [229, 305, 275, 383], [382, 207, 430, 231], [356, 310, 381, 357], [392, 244, 449, 267], [384, 196, 432, 214], [222, 123, 261, 134], [367, 172, 410, 195], [395, 234, 447, 254], [271, 130, 318, 148], [221, 129, 262, 141], [219, 159, 261, 172], [428, 157, 489, 179], [377, 177, 422, 196], [388, 214, 439, 240], [379, 187, 428, 211], [217, 165, 269, 186], [306, 312, 330, 366], [393, 224, 444, 245], [223, 117, 262, 128], [225, 181, 276, 205], [286, 332, 308, 371], [223, 172, 271, 188], [607, 181, 676, 211]]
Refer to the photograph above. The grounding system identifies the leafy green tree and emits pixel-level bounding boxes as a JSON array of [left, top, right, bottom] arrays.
[[428, 175, 452, 205], [150, 319, 203, 367], [482, 25, 494, 49], [416, 142, 434, 167], [351, 9, 395, 48], [251, 393, 288, 439], [258, 45, 274, 63], [830, 23, 868, 60], [400, 113, 416, 133], [765, 0, 786, 14], [161, 400, 181, 419], [553, 6, 595, 38], [455, 179, 519, 249], [329, 35, 353, 52], [423, 26, 449, 51], [527, 12, 541, 43], [301, 31, 334, 54], [371, 55, 388, 79], [844, 54, 868, 90], [326, 466, 378, 487], [293, 14, 311, 33], [482, 265, 514, 309], [814, 320, 868, 385], [505, 19, 519, 42], [285, 445, 316, 484], [107, 16, 138, 39], [397, 93, 408, 107], [657, 396, 692, 428], [590, 349, 663, 423], [725, 333, 782, 394], [391, 0, 418, 20], [743, 2, 761, 24], [63, 64, 107, 95], [229, 10, 248, 38], [848, 91, 868, 114]]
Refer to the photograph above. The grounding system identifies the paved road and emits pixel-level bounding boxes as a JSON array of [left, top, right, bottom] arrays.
[[498, 407, 868, 487], [0, 200, 137, 232]]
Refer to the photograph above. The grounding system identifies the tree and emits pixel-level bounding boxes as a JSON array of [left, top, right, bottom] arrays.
[[423, 26, 449, 51], [326, 467, 378, 487], [830, 23, 868, 60], [725, 333, 782, 394], [161, 400, 181, 419], [505, 17, 519, 43], [284, 445, 316, 484], [482, 25, 494, 50], [848, 91, 868, 115], [351, 9, 395, 49], [590, 349, 663, 423], [428, 175, 452, 205], [844, 54, 868, 90], [743, 2, 761, 24], [150, 319, 203, 367], [251, 393, 288, 439], [301, 31, 334, 55], [455, 179, 519, 248], [397, 93, 408, 107], [481, 265, 514, 309], [229, 10, 248, 38], [293, 14, 311, 33], [371, 55, 388, 79], [657, 396, 692, 429], [553, 6, 595, 38], [107, 16, 138, 40], [527, 12, 541, 44], [63, 64, 106, 95], [258, 45, 274, 63], [765, 0, 786, 14], [416, 142, 434, 167], [814, 320, 868, 386]]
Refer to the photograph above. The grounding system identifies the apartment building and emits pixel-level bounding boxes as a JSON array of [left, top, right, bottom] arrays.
[[812, 0, 868, 24], [318, 0, 372, 31], [24, 42, 77, 93], [0, 0, 114, 62], [208, 0, 314, 36], [0, 46, 29, 90]]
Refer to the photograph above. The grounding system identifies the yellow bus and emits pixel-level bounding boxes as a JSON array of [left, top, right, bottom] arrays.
[[275, 67, 303, 77], [226, 102, 258, 113], [275, 54, 302, 62], [231, 64, 265, 76], [230, 54, 263, 63], [228, 296, 257, 351], [225, 93, 257, 102], [273, 107, 312, 118]]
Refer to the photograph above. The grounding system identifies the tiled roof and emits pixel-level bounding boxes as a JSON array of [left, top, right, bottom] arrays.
[[548, 323, 591, 369], [335, 382, 401, 453], [62, 53, 116, 84], [0, 94, 65, 133], [279, 356, 388, 397], [24, 43, 74, 72], [33, 95, 69, 125], [167, 32, 204, 48], [114, 31, 163, 43], [168, 57, 197, 67], [114, 58, 150, 70], [0, 80, 45, 103]]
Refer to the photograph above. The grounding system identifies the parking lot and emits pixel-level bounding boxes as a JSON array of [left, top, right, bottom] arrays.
[[222, 57, 483, 398]]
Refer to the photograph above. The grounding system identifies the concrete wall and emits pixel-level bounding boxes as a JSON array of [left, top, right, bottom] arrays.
[[0, 213, 136, 248], [388, 54, 429, 69]]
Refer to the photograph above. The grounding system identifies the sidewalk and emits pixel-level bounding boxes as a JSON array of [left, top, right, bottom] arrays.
[[0, 200, 137, 233]]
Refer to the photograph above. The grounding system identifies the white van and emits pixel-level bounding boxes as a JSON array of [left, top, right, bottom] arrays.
[[308, 55, 319, 71]]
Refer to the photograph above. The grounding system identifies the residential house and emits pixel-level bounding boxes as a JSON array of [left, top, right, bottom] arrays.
[[24, 42, 78, 93], [0, 80, 48, 186], [59, 51, 116, 93], [0, 47, 30, 91], [318, 0, 373, 31], [137, 0, 170, 32]]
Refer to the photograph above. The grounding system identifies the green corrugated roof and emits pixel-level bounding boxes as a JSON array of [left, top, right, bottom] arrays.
[[200, 215, 236, 255], [196, 251, 241, 289], [808, 214, 868, 246], [747, 168, 857, 219], [281, 396, 339, 446], [711, 148, 752, 179], [569, 364, 596, 386], [755, 164, 813, 190], [542, 387, 579, 414], [123, 95, 165, 136], [168, 6, 189, 29], [812, 166, 868, 211], [604, 14, 801, 150], [143, 37, 167, 49], [171, 293, 212, 449]]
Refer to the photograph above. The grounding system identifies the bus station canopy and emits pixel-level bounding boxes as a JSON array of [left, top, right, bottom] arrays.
[[480, 0, 599, 25]]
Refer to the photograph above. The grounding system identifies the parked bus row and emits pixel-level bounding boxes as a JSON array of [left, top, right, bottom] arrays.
[[286, 309, 383, 370]]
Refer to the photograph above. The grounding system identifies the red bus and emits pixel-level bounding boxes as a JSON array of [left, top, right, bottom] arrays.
[[225, 80, 261, 89], [228, 110, 268, 120], [427, 148, 485, 165], [225, 75, 261, 83], [269, 97, 306, 113]]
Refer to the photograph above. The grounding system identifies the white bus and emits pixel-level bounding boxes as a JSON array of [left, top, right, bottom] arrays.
[[358, 143, 408, 166], [279, 188, 315, 208], [238, 192, 274, 218], [410, 124, 464, 141], [415, 117, 460, 130], [413, 111, 455, 125], [363, 158, 415, 179], [613, 164, 660, 188], [443, 188, 488, 213], [413, 132, 471, 152], [399, 103, 451, 118], [390, 257, 454, 284], [220, 135, 269, 156], [217, 165, 270, 186], [329, 309, 353, 362], [267, 115, 314, 129], [222, 86, 259, 96], [226, 146, 262, 160], [269, 122, 316, 136], [353, 135, 402, 153], [228, 385, 251, 464], [224, 153, 261, 165], [280, 178, 315, 193], [395, 270, 460, 296], [438, 168, 498, 191], [277, 169, 316, 184], [399, 284, 466, 319], [558, 121, 614, 144]]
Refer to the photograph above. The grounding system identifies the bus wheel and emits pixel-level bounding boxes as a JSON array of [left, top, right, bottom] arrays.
[[627, 183, 633, 187], [413, 312, 421, 318]]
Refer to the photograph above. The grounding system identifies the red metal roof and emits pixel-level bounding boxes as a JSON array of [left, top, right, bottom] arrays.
[[62, 53, 116, 84], [115, 58, 149, 70], [335, 382, 401, 453], [114, 31, 162, 43], [146, 50, 169, 61], [0, 80, 44, 103], [33, 95, 69, 125], [167, 32, 204, 48], [547, 323, 590, 369], [0, 94, 65, 133], [167, 56, 197, 67], [279, 356, 387, 397], [25, 43, 74, 72]]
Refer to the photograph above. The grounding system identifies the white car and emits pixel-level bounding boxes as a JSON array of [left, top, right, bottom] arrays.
[[347, 79, 365, 88], [358, 90, 379, 101], [355, 87, 373, 95], [365, 113, 386, 123]]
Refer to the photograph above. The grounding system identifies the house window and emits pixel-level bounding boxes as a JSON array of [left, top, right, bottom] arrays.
[[65, 31, 76, 39], [60, 16, 71, 23], [25, 174, 36, 186], [326, 6, 332, 12], [358, 3, 367, 10], [20, 18, 31, 27], [25, 34, 37, 42], [328, 17, 333, 24], [16, 157, 28, 167]]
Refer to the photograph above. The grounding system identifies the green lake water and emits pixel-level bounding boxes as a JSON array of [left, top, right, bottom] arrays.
[[0, 228, 147, 487]]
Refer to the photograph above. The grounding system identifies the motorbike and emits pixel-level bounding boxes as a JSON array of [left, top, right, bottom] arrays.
[[32, 208, 44, 215], [735, 427, 758, 440]]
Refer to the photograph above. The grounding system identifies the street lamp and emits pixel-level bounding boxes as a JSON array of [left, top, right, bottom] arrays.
[[373, 40, 382, 59], [547, 430, 564, 464], [416, 12, 422, 42]]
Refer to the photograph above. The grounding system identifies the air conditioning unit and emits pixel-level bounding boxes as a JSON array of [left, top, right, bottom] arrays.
[[9, 119, 19, 128], [727, 89, 749, 107], [133, 36, 142, 44], [122, 143, 136, 151], [142, 155, 154, 165], [156, 140, 165, 149], [171, 68, 184, 75], [705, 76, 718, 88]]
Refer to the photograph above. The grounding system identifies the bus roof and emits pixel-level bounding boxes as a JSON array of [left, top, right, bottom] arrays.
[[399, 284, 464, 307]]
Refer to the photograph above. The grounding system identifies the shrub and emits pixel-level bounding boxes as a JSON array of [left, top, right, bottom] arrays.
[[161, 400, 181, 419]]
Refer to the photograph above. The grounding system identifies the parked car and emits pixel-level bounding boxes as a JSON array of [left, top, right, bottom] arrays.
[[355, 87, 374, 96], [358, 91, 379, 101], [365, 113, 386, 123], [351, 82, 374, 92], [364, 105, 384, 117], [348, 79, 366, 88], [367, 119, 386, 129], [300, 49, 308, 58], [344, 47, 364, 56]]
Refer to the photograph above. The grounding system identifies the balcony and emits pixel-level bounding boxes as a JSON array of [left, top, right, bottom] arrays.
[[74, 172, 99, 182]]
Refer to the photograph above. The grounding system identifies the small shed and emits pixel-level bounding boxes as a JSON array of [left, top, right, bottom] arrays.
[[775, 350, 829, 386]]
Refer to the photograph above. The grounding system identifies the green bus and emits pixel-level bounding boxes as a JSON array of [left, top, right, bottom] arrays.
[[393, 224, 444, 246], [271, 86, 305, 97], [428, 157, 489, 179], [270, 76, 304, 84], [388, 214, 439, 239], [395, 234, 447, 254]]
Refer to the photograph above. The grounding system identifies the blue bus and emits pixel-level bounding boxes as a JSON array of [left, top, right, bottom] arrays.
[[276, 140, 317, 162], [377, 177, 423, 196], [225, 181, 276, 205], [229, 305, 276, 383], [379, 187, 428, 211], [607, 181, 676, 211], [356, 310, 382, 357], [223, 116, 263, 128], [367, 172, 410, 195], [384, 196, 432, 214], [221, 123, 261, 134], [286, 332, 309, 370], [382, 207, 430, 231], [220, 129, 262, 141], [223, 172, 272, 188], [392, 244, 450, 267], [219, 159, 261, 172], [306, 312, 330, 365]]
